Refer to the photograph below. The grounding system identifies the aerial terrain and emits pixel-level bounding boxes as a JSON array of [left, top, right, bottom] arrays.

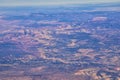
[[0, 3, 120, 80]]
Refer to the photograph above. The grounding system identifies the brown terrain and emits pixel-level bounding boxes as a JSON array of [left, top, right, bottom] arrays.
[[0, 4, 120, 80]]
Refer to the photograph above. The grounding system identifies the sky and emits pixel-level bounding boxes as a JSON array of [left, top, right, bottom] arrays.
[[0, 0, 120, 6]]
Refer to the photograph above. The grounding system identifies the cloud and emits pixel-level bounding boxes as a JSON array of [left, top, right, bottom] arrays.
[[92, 17, 108, 21]]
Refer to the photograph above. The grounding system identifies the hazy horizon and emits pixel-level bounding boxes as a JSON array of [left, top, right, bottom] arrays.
[[0, 0, 120, 6]]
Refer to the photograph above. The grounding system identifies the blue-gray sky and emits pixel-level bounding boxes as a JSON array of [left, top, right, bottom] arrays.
[[0, 0, 120, 6]]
